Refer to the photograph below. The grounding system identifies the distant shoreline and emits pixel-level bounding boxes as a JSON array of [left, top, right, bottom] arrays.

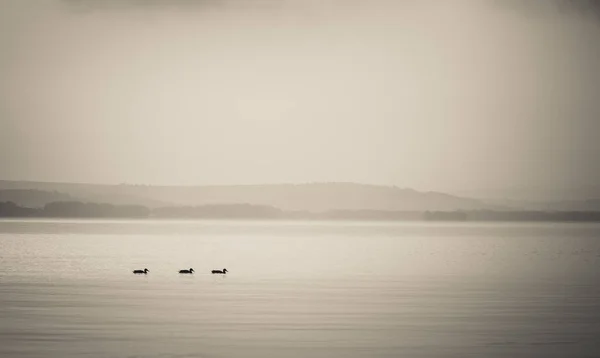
[[2, 201, 600, 222]]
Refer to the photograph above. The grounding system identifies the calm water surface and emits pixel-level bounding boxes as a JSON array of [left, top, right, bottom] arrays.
[[1, 220, 599, 358]]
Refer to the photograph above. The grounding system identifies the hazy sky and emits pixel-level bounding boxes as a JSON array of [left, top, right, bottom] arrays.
[[1, 0, 599, 196]]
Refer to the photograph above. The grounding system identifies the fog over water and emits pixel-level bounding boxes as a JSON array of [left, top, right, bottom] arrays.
[[1, 220, 600, 358], [3, 2, 600, 357], [1, 0, 600, 198]]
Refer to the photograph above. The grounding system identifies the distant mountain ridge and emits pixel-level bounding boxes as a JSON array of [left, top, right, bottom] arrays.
[[0, 180, 496, 212]]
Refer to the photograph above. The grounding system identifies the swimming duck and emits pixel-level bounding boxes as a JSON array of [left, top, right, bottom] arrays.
[[179, 268, 194, 274], [211, 268, 228, 274], [133, 268, 149, 274]]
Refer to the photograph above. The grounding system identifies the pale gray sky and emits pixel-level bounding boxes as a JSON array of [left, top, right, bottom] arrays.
[[1, 0, 599, 197]]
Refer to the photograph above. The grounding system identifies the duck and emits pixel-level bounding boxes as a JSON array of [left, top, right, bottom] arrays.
[[179, 268, 194, 274], [133, 268, 149, 274], [211, 268, 228, 274]]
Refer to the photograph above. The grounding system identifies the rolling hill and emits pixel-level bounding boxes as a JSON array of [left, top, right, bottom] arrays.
[[0, 181, 494, 212]]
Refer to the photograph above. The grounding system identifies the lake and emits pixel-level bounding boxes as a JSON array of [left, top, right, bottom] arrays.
[[1, 220, 599, 358]]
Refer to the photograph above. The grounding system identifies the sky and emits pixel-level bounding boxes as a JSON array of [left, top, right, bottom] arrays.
[[1, 0, 599, 198]]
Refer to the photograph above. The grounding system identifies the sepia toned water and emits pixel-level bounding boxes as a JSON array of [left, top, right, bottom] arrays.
[[1, 219, 600, 358]]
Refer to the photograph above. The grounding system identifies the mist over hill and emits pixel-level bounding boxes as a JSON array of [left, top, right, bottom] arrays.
[[0, 189, 74, 208], [0, 181, 495, 212]]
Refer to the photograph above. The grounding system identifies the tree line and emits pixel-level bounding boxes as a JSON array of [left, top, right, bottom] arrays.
[[2, 201, 600, 222]]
